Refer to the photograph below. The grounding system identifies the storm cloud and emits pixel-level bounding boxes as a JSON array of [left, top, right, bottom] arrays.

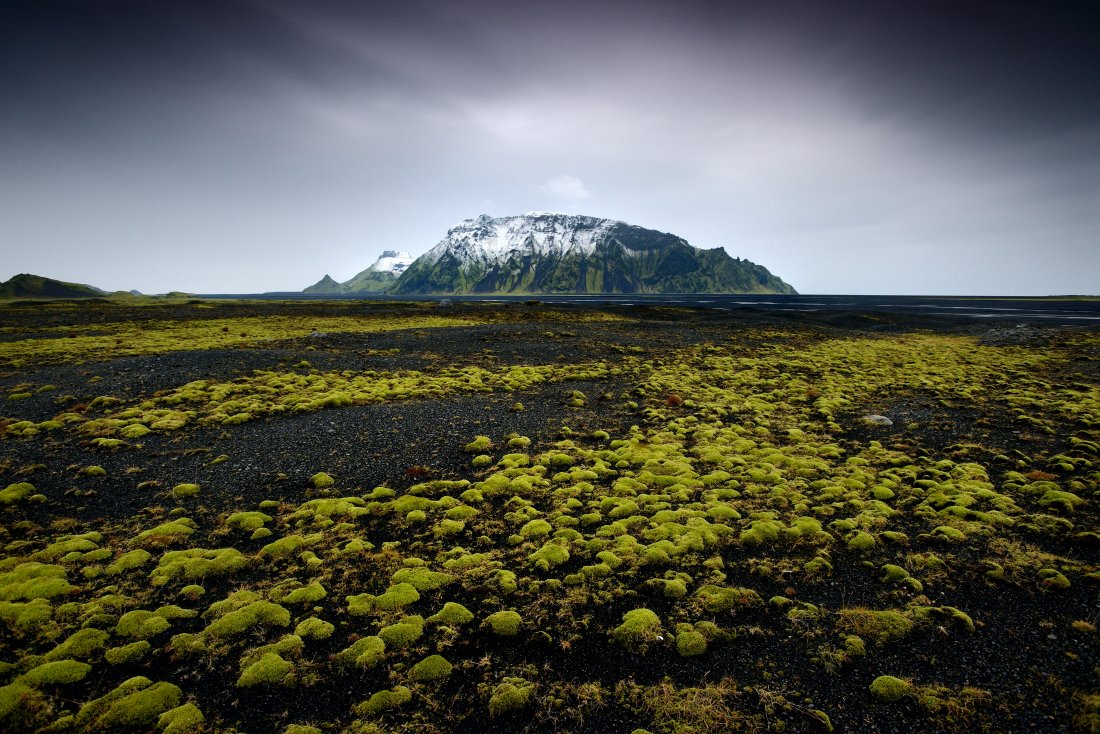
[[1, 0, 1097, 294]]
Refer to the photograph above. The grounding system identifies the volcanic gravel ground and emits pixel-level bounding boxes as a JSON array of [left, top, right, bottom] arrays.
[[1, 300, 1098, 734]]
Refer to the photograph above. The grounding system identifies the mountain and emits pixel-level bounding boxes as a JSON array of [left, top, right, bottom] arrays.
[[0, 273, 106, 299], [391, 213, 796, 295], [304, 251, 415, 294], [303, 274, 346, 294]]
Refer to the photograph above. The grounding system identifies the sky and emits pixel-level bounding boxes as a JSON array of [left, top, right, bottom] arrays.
[[1, 0, 1098, 295]]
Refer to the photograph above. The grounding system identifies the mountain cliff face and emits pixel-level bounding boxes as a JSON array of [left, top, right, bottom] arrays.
[[304, 251, 414, 293], [391, 213, 796, 295]]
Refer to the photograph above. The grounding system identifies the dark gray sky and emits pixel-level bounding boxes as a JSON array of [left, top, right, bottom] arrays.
[[2, 0, 1098, 294]]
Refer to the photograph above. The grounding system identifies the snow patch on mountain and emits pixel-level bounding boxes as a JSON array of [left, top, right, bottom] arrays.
[[424, 213, 630, 267], [367, 250, 414, 275]]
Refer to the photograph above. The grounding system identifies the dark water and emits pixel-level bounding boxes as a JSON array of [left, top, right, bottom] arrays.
[[197, 292, 1100, 326]]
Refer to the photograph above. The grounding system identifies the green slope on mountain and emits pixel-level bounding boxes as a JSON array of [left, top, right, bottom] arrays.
[[303, 275, 348, 294], [0, 273, 106, 299], [341, 269, 398, 293]]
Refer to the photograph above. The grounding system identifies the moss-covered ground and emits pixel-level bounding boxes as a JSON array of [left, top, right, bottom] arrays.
[[1, 298, 1098, 733]]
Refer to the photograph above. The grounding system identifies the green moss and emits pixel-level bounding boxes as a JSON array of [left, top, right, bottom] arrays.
[[203, 600, 291, 639], [869, 675, 912, 703], [260, 533, 319, 559], [465, 435, 493, 453], [0, 482, 36, 505], [409, 654, 452, 681], [355, 686, 412, 717], [369, 582, 421, 612], [489, 677, 535, 717], [131, 516, 195, 547], [18, 659, 92, 686], [308, 472, 335, 488], [528, 541, 570, 571], [294, 616, 335, 640], [879, 564, 922, 592], [446, 504, 480, 522], [693, 585, 762, 613], [158, 703, 205, 734], [116, 609, 173, 639], [335, 635, 386, 669], [80, 465, 107, 477], [611, 608, 664, 653], [36, 534, 99, 560], [75, 677, 183, 729], [392, 567, 455, 591], [168, 633, 206, 657], [838, 608, 915, 646], [226, 511, 272, 531], [490, 570, 518, 595], [151, 547, 247, 586], [1039, 490, 1084, 512], [281, 581, 327, 605], [428, 601, 475, 626], [378, 616, 425, 648], [166, 483, 200, 500], [105, 640, 152, 665], [0, 562, 73, 601], [180, 584, 205, 601], [930, 525, 966, 542], [485, 610, 522, 636], [45, 628, 108, 660], [0, 599, 52, 629], [520, 518, 553, 539], [847, 531, 876, 551], [119, 424, 151, 439], [676, 629, 707, 657], [0, 682, 46, 727], [910, 605, 975, 632], [237, 651, 295, 686], [657, 578, 688, 598], [1038, 568, 1071, 590], [105, 549, 153, 576]]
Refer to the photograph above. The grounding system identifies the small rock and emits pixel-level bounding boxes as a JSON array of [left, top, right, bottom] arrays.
[[862, 414, 893, 426]]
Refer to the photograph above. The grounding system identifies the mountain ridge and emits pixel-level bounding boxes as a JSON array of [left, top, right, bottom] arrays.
[[0, 273, 107, 299], [391, 213, 796, 295], [304, 250, 414, 293]]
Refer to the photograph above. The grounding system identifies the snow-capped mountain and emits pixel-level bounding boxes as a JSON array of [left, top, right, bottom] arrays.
[[364, 250, 414, 275], [392, 212, 796, 295], [303, 250, 415, 294], [416, 213, 620, 268]]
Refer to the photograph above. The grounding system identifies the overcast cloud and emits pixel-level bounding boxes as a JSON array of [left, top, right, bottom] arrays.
[[1, 0, 1097, 294]]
